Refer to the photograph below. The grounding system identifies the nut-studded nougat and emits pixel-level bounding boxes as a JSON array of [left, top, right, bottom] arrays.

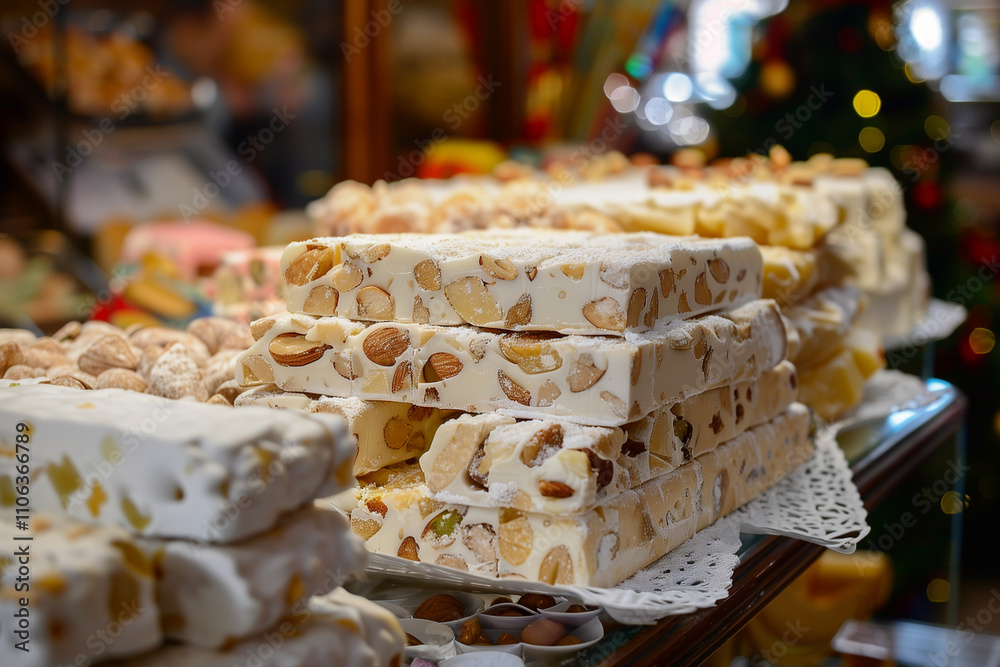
[[237, 299, 787, 426]]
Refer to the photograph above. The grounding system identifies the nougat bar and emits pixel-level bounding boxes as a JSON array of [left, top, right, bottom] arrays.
[[419, 413, 668, 515], [419, 362, 797, 514], [625, 359, 799, 465], [237, 299, 787, 426], [0, 514, 161, 667], [696, 402, 812, 530], [0, 384, 356, 543], [234, 385, 458, 475], [281, 231, 763, 334], [107, 589, 405, 667], [797, 329, 883, 421], [349, 406, 813, 588], [782, 285, 863, 369], [138, 507, 367, 648]]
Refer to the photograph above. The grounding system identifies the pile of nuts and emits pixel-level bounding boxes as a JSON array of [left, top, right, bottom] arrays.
[[0, 317, 254, 405]]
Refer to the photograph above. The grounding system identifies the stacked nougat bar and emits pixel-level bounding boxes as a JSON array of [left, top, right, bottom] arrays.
[[235, 231, 814, 588], [0, 384, 404, 666]]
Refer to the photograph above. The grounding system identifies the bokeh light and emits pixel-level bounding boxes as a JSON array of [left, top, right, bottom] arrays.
[[969, 327, 995, 354], [760, 60, 795, 98], [609, 86, 640, 113], [924, 115, 950, 140], [663, 73, 693, 102], [940, 490, 966, 514], [603, 73, 628, 98], [926, 578, 950, 603], [859, 127, 886, 152], [853, 90, 882, 118]]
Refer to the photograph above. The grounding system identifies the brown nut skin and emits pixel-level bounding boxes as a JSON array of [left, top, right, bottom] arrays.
[[517, 593, 557, 611], [413, 594, 466, 623], [458, 617, 491, 646]]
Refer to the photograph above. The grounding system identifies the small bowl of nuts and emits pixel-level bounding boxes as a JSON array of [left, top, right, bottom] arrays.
[[478, 602, 539, 633], [521, 616, 604, 662], [540, 601, 603, 627], [455, 617, 522, 655], [513, 593, 562, 612], [409, 592, 485, 633], [397, 618, 457, 662]]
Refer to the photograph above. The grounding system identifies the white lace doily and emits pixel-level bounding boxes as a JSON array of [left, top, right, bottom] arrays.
[[362, 424, 870, 625]]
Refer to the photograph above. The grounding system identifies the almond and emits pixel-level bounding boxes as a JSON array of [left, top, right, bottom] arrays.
[[503, 294, 532, 328], [694, 272, 713, 305], [412, 296, 430, 323], [644, 288, 659, 328], [414, 260, 442, 290], [366, 499, 389, 517], [538, 480, 574, 498], [626, 287, 646, 328], [392, 361, 413, 393], [250, 318, 276, 341], [362, 327, 410, 366], [358, 243, 391, 263], [384, 416, 412, 449], [95, 368, 147, 393], [708, 257, 730, 283], [498, 333, 562, 374], [240, 355, 274, 385], [47, 376, 87, 390], [284, 247, 333, 287], [537, 379, 561, 407], [525, 266, 538, 281], [397, 536, 420, 561], [435, 554, 468, 571], [498, 509, 533, 566], [444, 277, 502, 326], [51, 320, 81, 342], [659, 268, 676, 295], [147, 345, 209, 401], [567, 353, 605, 392], [268, 334, 330, 367], [600, 391, 629, 420], [599, 262, 629, 290], [78, 335, 138, 376], [561, 263, 585, 280], [480, 255, 517, 280], [0, 341, 24, 377], [424, 352, 463, 381], [582, 298, 626, 332], [136, 346, 165, 380], [4, 364, 42, 380], [538, 545, 574, 585], [414, 594, 465, 622], [331, 261, 364, 292], [333, 352, 356, 379], [498, 370, 531, 406], [356, 285, 393, 320], [302, 286, 339, 316]]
